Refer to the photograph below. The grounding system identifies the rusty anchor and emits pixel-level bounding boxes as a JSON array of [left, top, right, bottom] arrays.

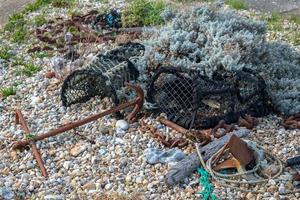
[[12, 83, 144, 177], [15, 110, 48, 177]]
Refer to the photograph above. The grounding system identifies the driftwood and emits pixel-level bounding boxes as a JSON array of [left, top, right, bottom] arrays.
[[164, 129, 250, 186]]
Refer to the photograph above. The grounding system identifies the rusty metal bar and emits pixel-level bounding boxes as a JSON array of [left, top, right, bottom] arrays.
[[13, 83, 144, 150], [158, 116, 188, 133], [282, 114, 300, 129], [158, 116, 212, 142], [15, 110, 48, 177], [211, 120, 235, 138]]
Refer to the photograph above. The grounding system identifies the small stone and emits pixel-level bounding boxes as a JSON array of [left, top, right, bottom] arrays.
[[136, 176, 143, 184], [10, 151, 17, 160], [116, 120, 129, 130], [279, 183, 285, 194], [267, 185, 277, 193], [246, 192, 254, 200], [98, 149, 107, 155], [19, 164, 26, 170], [256, 194, 263, 200], [83, 182, 96, 191], [125, 175, 131, 182], [99, 126, 111, 135], [285, 181, 293, 190], [262, 164, 279, 177], [268, 179, 276, 185], [51, 57, 65, 71], [104, 183, 112, 190], [0, 187, 14, 200], [44, 71, 56, 79], [70, 143, 87, 156], [14, 130, 22, 135], [263, 192, 270, 197], [44, 195, 64, 200], [28, 185, 34, 192], [31, 96, 42, 105], [7, 50, 17, 55], [63, 161, 71, 169], [114, 138, 124, 144]]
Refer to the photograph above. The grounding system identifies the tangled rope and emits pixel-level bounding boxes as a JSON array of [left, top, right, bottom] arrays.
[[197, 167, 218, 200], [195, 141, 300, 195]]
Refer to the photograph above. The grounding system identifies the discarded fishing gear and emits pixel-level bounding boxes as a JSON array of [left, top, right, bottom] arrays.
[[165, 129, 250, 186], [146, 66, 272, 129], [197, 167, 217, 200], [210, 134, 255, 173], [205, 135, 284, 194], [32, 9, 124, 53], [140, 120, 189, 148], [286, 155, 300, 167], [13, 83, 144, 177], [61, 42, 145, 107], [282, 114, 300, 129], [286, 155, 300, 181]]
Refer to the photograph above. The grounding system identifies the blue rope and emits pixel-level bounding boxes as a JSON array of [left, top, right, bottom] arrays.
[[197, 167, 218, 200]]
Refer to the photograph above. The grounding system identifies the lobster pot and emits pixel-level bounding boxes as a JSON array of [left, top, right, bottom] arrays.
[[146, 67, 272, 129], [61, 42, 144, 107], [146, 67, 197, 128]]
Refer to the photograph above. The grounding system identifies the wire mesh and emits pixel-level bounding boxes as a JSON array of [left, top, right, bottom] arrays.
[[61, 42, 144, 107], [146, 67, 272, 129]]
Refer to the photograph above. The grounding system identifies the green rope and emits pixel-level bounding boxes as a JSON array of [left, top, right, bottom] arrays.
[[197, 167, 218, 200]]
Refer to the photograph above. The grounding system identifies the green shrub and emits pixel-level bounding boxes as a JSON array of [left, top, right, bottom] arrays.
[[52, 0, 75, 8], [4, 13, 26, 32], [291, 32, 300, 45], [34, 14, 47, 26], [32, 52, 51, 59], [121, 0, 166, 27], [1, 87, 16, 98], [0, 46, 13, 60], [226, 0, 248, 10], [10, 27, 28, 43], [267, 11, 283, 31], [16, 62, 41, 76], [290, 14, 300, 25], [24, 0, 52, 12], [11, 56, 25, 67]]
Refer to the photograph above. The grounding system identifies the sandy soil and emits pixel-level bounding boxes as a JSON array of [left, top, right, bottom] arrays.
[[245, 0, 300, 15]]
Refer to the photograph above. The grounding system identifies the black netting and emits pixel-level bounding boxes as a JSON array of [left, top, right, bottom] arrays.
[[61, 42, 144, 107], [146, 66, 272, 129]]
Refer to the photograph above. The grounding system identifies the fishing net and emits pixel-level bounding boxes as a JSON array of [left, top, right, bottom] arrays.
[[146, 66, 272, 129], [61, 42, 144, 107]]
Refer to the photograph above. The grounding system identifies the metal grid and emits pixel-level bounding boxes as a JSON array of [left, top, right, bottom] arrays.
[[146, 67, 272, 129], [61, 42, 144, 107]]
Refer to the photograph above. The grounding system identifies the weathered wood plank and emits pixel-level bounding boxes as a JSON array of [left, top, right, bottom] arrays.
[[165, 129, 250, 187]]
